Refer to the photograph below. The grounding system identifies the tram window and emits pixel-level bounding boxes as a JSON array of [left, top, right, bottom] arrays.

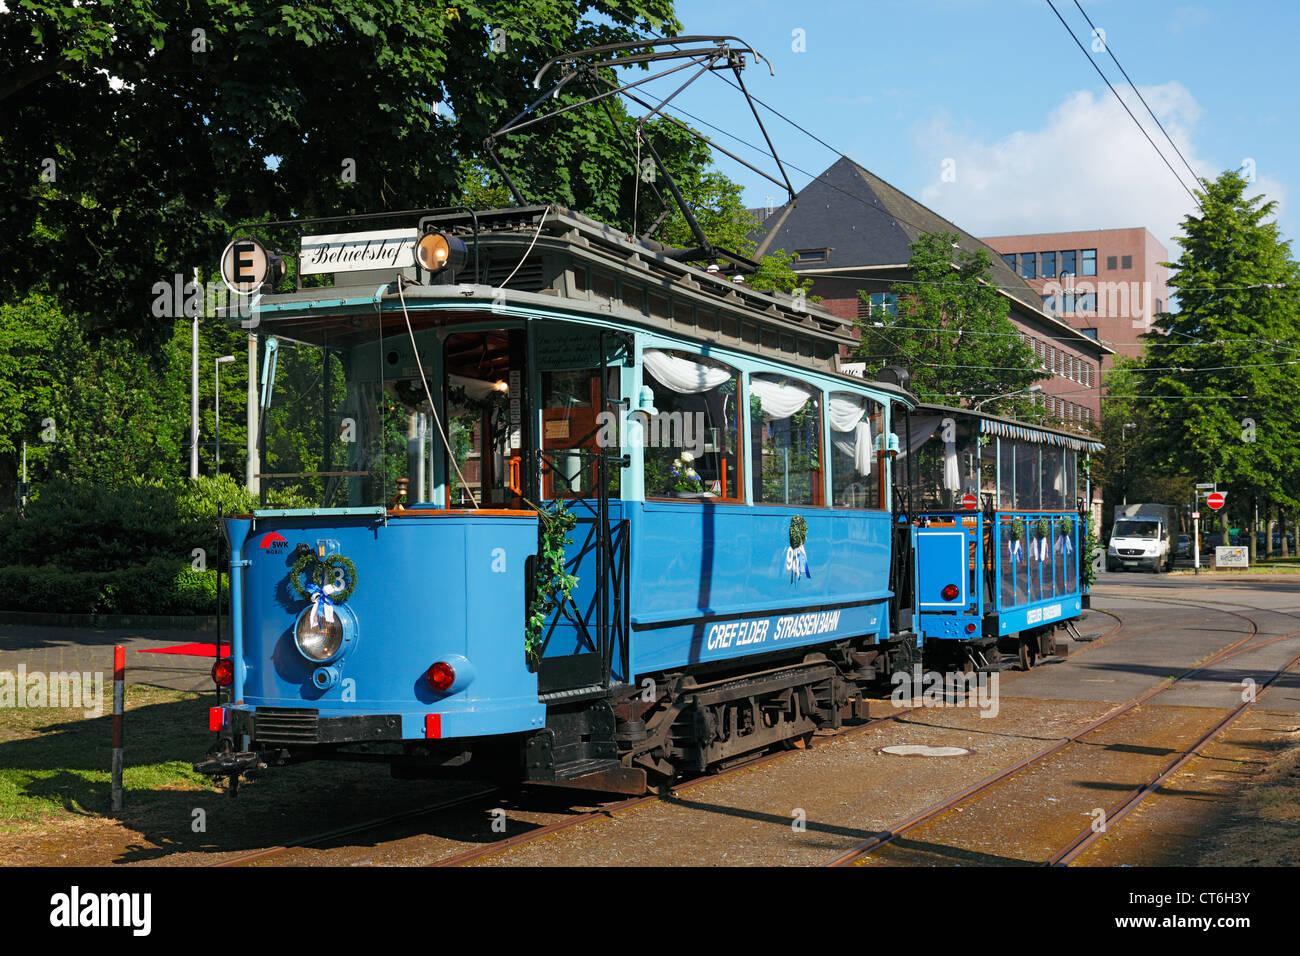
[[1014, 441, 1039, 511], [641, 349, 742, 502], [980, 436, 998, 504], [751, 374, 823, 507], [829, 391, 882, 510], [1065, 449, 1078, 508], [999, 439, 1015, 508], [540, 366, 621, 500], [1042, 447, 1065, 509], [443, 331, 521, 508]]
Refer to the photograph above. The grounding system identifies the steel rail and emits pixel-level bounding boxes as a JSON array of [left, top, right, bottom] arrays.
[[825, 600, 1274, 867]]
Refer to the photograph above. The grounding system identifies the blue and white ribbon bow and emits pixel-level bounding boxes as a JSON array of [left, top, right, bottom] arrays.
[[785, 545, 812, 580], [1008, 538, 1024, 564], [306, 581, 341, 626], [1055, 533, 1074, 556]]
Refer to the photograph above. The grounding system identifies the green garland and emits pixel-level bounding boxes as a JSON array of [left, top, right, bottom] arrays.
[[789, 515, 808, 549], [290, 551, 358, 603], [1060, 515, 1074, 538], [1011, 517, 1026, 541], [526, 501, 579, 664], [1035, 517, 1050, 539]]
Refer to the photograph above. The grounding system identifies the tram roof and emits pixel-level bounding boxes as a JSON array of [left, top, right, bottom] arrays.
[[232, 205, 919, 402], [914, 402, 1104, 453]]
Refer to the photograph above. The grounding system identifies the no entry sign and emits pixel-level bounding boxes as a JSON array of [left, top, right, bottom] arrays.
[[962, 493, 977, 510], [1207, 491, 1226, 511]]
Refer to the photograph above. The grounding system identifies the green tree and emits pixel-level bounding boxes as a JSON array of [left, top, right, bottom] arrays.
[[0, 294, 76, 496], [854, 232, 1044, 411], [2, 1, 679, 339], [744, 249, 816, 298], [1139, 171, 1300, 558]]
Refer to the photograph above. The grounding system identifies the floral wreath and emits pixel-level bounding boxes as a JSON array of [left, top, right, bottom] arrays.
[[1011, 517, 1026, 541], [290, 551, 358, 604], [1035, 517, 1050, 539], [1060, 515, 1074, 537]]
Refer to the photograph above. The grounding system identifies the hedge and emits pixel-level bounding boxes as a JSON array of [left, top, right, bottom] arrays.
[[0, 474, 307, 615], [0, 558, 229, 616]]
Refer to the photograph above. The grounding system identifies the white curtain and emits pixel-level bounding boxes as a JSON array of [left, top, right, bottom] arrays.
[[942, 417, 961, 492], [750, 376, 813, 420], [643, 349, 732, 394], [894, 415, 942, 458], [829, 393, 872, 476]]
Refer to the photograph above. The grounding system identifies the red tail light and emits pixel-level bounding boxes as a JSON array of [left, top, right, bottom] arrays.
[[941, 584, 960, 601], [212, 658, 234, 687], [208, 706, 225, 732], [426, 661, 455, 692], [965, 623, 977, 634]]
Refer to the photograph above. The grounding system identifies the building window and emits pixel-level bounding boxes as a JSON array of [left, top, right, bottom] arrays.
[[1106, 255, 1117, 270], [1061, 250, 1076, 276], [1077, 292, 1096, 312], [1042, 293, 1061, 315], [1002, 253, 1017, 271], [1041, 251, 1056, 278], [1020, 253, 1036, 279], [1155, 298, 1163, 314], [1079, 328, 1098, 340], [795, 248, 829, 262], [1121, 255, 1132, 269], [1081, 249, 1097, 276], [865, 292, 897, 317]]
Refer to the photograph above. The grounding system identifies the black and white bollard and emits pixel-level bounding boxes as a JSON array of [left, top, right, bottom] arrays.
[[111, 645, 124, 812]]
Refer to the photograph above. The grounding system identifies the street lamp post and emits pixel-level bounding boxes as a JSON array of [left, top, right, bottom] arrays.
[[1121, 421, 1137, 506], [215, 355, 235, 476], [973, 384, 1042, 412]]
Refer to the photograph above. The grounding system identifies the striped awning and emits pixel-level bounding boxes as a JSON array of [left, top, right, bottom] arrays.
[[980, 417, 1104, 452]]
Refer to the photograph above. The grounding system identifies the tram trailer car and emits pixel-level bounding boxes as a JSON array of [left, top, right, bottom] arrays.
[[197, 206, 924, 794], [903, 405, 1102, 672]]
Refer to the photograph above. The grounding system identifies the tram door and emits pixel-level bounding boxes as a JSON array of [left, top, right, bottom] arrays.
[[532, 327, 628, 695]]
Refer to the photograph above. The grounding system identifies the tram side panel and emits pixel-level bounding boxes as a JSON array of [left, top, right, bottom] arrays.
[[626, 502, 895, 675]]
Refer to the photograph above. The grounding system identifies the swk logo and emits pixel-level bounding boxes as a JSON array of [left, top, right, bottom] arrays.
[[259, 531, 289, 554]]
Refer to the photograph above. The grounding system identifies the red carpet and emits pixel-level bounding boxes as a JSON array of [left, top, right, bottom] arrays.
[[137, 643, 230, 657]]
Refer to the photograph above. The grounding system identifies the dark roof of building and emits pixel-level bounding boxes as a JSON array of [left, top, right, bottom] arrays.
[[754, 157, 1111, 355]]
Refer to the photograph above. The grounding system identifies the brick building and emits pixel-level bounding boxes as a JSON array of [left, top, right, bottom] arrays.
[[980, 228, 1169, 367], [753, 157, 1112, 427]]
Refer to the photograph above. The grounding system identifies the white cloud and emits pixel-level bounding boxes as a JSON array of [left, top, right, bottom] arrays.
[[915, 83, 1286, 258]]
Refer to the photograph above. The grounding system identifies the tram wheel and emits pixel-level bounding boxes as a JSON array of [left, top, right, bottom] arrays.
[[1018, 635, 1037, 670]]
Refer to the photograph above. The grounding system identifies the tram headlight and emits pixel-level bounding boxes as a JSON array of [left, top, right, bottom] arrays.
[[415, 230, 468, 276], [295, 613, 344, 662], [941, 583, 960, 601]]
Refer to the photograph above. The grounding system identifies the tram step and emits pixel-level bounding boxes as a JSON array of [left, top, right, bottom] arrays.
[[545, 758, 647, 795]]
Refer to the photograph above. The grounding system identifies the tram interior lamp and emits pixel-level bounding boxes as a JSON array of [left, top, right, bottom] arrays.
[[415, 230, 468, 280]]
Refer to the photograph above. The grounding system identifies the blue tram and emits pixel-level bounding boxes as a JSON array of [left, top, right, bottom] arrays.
[[902, 404, 1102, 671], [196, 207, 1102, 792], [198, 207, 923, 792]]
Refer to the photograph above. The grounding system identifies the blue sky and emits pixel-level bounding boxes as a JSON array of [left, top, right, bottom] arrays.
[[637, 0, 1298, 259]]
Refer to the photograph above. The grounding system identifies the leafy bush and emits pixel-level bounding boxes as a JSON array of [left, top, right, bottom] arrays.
[[0, 475, 300, 614]]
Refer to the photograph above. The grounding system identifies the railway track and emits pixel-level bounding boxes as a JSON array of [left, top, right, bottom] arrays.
[[204, 600, 1155, 868], [825, 596, 1300, 867]]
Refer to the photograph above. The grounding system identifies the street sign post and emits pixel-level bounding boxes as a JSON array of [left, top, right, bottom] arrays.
[[961, 493, 977, 510], [1207, 491, 1226, 511]]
